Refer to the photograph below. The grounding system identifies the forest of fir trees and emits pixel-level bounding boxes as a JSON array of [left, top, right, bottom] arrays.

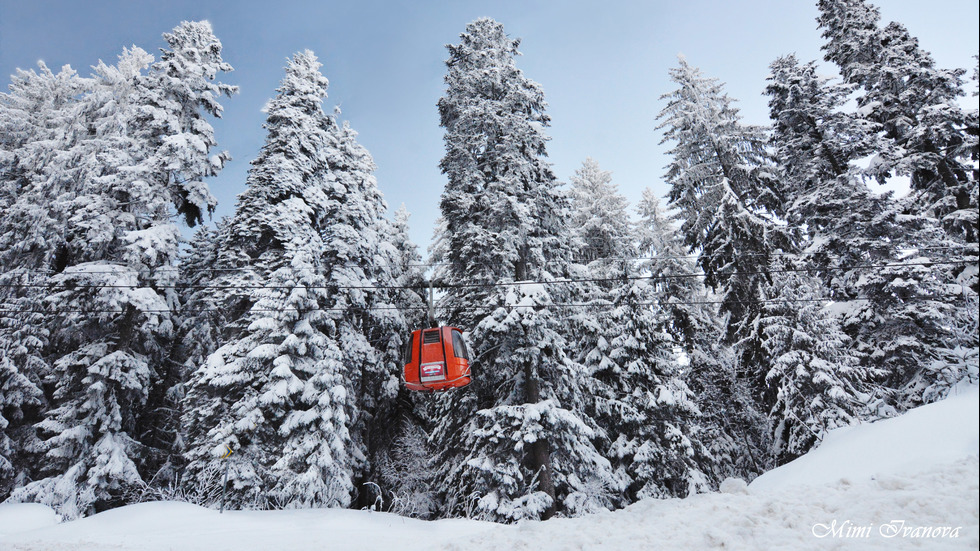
[[1, 0, 977, 523]]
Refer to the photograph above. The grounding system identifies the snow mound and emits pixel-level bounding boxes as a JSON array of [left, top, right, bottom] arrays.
[[719, 477, 749, 495], [0, 501, 496, 551], [452, 457, 977, 550], [751, 384, 979, 492], [1, 387, 976, 550], [0, 503, 60, 538]]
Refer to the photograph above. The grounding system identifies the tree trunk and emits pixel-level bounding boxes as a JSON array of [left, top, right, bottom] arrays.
[[523, 352, 556, 520], [515, 247, 556, 519]]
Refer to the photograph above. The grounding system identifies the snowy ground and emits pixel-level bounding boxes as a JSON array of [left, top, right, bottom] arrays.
[[2, 386, 977, 551]]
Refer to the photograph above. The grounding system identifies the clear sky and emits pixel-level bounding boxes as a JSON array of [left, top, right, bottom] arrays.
[[2, 0, 977, 250]]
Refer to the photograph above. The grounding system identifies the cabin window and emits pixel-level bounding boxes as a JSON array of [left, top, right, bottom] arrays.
[[402, 335, 414, 365], [452, 330, 469, 360]]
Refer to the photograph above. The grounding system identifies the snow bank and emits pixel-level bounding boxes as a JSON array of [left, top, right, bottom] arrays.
[[3, 459, 975, 550], [453, 457, 977, 550], [0, 501, 496, 551], [0, 503, 59, 539], [752, 384, 979, 492], [2, 387, 976, 550]]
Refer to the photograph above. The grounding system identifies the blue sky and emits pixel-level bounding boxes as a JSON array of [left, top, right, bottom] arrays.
[[2, 0, 977, 250]]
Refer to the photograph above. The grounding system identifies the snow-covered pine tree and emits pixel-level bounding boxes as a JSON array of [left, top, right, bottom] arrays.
[[765, 53, 968, 412], [564, 157, 632, 503], [132, 20, 239, 480], [3, 47, 166, 518], [389, 205, 428, 345], [764, 54, 876, 224], [0, 342, 44, 500], [635, 191, 719, 368], [390, 205, 427, 314], [565, 158, 623, 373], [431, 18, 615, 521], [323, 119, 412, 510], [815, 1, 978, 403], [181, 50, 409, 511], [565, 161, 706, 502], [8, 22, 235, 518], [592, 264, 708, 501], [161, 222, 229, 487], [757, 268, 868, 465], [0, 269, 46, 501], [0, 63, 81, 499], [568, 158, 633, 268], [135, 20, 238, 228], [761, 54, 876, 438], [657, 57, 791, 360], [0, 66, 89, 433], [181, 50, 355, 509], [817, 0, 978, 248], [452, 283, 616, 520], [656, 58, 791, 466], [173, 224, 227, 393], [841, 219, 967, 411], [0, 62, 86, 275], [635, 190, 764, 481]]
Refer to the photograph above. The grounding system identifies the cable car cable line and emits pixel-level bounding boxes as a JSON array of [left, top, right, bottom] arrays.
[[0, 290, 972, 317], [0, 258, 974, 293], [0, 245, 973, 276]]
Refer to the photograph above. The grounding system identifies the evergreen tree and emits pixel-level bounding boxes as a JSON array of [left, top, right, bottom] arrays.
[[136, 21, 238, 228], [636, 191, 765, 481], [431, 18, 615, 521], [181, 50, 353, 509], [387, 205, 427, 341], [361, 204, 429, 511], [764, 54, 878, 227], [7, 22, 235, 518], [817, 0, 978, 245], [390, 205, 427, 302], [7, 47, 174, 518], [0, 341, 44, 500], [174, 224, 227, 394], [324, 119, 411, 510], [590, 267, 708, 500], [568, 157, 633, 268], [814, 0, 979, 402], [656, 58, 790, 466], [566, 163, 706, 501], [165, 222, 228, 484], [564, 158, 631, 505], [765, 52, 968, 412], [181, 50, 408, 511], [657, 57, 791, 361], [0, 61, 90, 502], [0, 62, 87, 275], [635, 191, 719, 358], [757, 269, 868, 464]]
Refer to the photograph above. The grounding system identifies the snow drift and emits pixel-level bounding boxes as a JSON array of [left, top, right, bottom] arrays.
[[1, 386, 976, 550]]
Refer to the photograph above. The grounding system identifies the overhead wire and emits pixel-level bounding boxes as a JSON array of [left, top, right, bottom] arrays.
[[0, 293, 973, 317], [0, 283, 974, 318], [0, 244, 974, 276], [0, 259, 975, 293], [0, 247, 974, 317]]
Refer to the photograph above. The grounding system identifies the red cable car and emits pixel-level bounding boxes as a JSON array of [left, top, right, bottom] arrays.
[[403, 326, 471, 392]]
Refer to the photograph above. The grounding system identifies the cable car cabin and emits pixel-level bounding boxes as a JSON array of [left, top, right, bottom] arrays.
[[403, 326, 471, 392]]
